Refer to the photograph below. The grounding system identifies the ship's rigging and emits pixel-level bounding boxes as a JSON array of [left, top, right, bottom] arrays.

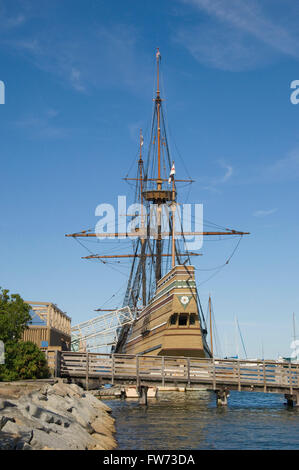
[[66, 49, 249, 354]]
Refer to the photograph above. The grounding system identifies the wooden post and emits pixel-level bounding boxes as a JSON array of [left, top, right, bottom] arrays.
[[187, 358, 190, 386], [285, 393, 298, 407], [56, 350, 61, 378], [212, 358, 216, 390], [237, 360, 241, 391], [53, 351, 59, 378], [289, 363, 293, 395], [85, 352, 89, 391], [52, 350, 56, 378], [162, 356, 165, 387], [263, 360, 266, 393], [215, 387, 229, 406], [136, 355, 140, 388], [138, 386, 148, 405], [111, 354, 115, 385]]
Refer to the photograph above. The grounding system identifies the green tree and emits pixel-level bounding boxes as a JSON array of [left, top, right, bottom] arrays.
[[0, 341, 49, 381], [0, 288, 50, 381], [0, 288, 31, 342]]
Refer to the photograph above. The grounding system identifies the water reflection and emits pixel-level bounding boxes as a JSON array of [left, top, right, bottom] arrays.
[[104, 390, 299, 450]]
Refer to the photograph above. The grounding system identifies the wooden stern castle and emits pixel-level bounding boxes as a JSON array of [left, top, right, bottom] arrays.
[[123, 265, 210, 357]]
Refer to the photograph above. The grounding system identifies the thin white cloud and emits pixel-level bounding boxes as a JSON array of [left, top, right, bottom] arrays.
[[266, 150, 299, 181], [1, 21, 151, 94], [15, 109, 68, 139], [253, 208, 277, 217], [201, 160, 233, 192], [229, 147, 299, 186], [8, 38, 41, 53], [1, 13, 25, 29], [176, 0, 299, 70], [201, 185, 221, 194], [220, 163, 233, 182], [183, 0, 299, 56], [211, 161, 233, 184], [70, 67, 85, 93], [0, 0, 29, 31]]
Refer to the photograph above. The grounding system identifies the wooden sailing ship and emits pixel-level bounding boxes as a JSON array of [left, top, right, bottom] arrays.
[[66, 50, 249, 358], [121, 265, 210, 357]]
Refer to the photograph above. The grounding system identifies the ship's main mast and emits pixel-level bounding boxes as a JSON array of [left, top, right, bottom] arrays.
[[156, 49, 162, 281], [65, 49, 249, 308], [156, 48, 162, 192]]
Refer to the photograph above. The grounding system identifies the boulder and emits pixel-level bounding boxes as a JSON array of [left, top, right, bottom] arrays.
[[0, 398, 17, 410], [81, 392, 111, 412], [0, 382, 117, 450], [1, 419, 33, 444], [91, 415, 115, 436], [15, 441, 33, 450], [50, 382, 82, 399], [68, 383, 84, 396], [0, 431, 19, 449], [30, 429, 74, 450], [90, 432, 117, 450], [0, 415, 14, 430], [20, 402, 72, 428]]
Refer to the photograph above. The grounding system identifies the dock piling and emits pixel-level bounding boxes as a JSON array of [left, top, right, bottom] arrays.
[[138, 385, 148, 405], [215, 387, 230, 406], [285, 392, 299, 407]]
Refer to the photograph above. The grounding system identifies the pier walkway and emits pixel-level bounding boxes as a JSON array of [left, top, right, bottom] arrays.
[[55, 352, 299, 406]]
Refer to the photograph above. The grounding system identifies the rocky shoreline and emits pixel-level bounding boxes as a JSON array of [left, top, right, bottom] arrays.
[[0, 380, 117, 450]]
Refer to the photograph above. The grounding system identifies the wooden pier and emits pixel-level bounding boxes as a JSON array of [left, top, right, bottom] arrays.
[[56, 352, 299, 406]]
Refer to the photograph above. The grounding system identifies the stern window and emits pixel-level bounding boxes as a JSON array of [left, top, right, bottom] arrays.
[[170, 313, 177, 325], [178, 314, 188, 326], [190, 314, 196, 325]]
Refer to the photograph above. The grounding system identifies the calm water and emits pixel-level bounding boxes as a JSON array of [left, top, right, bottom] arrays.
[[104, 390, 299, 450]]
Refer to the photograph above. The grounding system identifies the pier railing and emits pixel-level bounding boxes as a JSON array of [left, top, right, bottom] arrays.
[[58, 352, 299, 394]]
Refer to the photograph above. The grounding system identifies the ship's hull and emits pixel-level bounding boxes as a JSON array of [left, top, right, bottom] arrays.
[[122, 265, 211, 358]]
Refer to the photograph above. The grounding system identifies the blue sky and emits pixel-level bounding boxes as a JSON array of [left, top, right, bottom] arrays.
[[1, 0, 299, 359]]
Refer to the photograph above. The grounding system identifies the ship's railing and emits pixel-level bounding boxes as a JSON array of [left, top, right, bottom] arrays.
[[58, 352, 299, 392]]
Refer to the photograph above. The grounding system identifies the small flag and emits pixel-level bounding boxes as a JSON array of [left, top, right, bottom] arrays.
[[140, 134, 144, 147], [156, 49, 161, 61], [168, 161, 175, 184]]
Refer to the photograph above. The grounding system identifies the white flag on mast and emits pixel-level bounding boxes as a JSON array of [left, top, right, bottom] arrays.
[[168, 161, 175, 184], [140, 134, 144, 147]]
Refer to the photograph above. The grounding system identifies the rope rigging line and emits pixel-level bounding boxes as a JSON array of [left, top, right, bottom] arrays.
[[96, 281, 128, 311], [160, 65, 192, 180], [197, 236, 243, 285]]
